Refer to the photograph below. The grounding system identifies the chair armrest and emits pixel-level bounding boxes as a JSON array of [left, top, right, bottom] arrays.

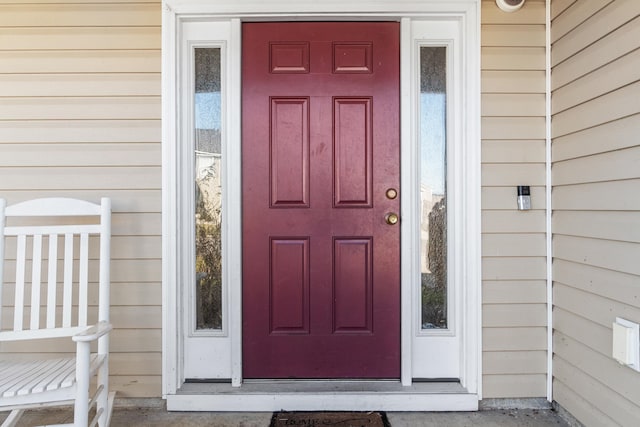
[[72, 321, 113, 342]]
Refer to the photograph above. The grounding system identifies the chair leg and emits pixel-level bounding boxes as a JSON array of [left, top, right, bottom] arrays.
[[104, 392, 116, 427], [96, 355, 112, 427], [74, 344, 91, 427], [1, 410, 24, 427]]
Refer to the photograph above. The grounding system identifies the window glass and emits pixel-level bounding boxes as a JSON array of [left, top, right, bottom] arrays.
[[420, 46, 448, 330], [194, 47, 223, 330]]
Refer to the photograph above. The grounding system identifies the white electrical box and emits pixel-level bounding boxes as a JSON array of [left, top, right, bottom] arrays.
[[612, 317, 640, 371]]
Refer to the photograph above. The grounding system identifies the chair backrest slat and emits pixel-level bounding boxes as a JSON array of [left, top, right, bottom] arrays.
[[62, 233, 74, 328], [78, 232, 89, 327], [14, 234, 27, 331], [46, 233, 58, 329], [30, 234, 43, 330]]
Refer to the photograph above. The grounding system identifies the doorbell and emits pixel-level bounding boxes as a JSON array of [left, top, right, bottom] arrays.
[[496, 0, 525, 13], [517, 186, 531, 211]]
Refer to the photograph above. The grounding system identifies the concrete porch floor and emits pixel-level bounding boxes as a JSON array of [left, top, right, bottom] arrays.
[[1, 407, 571, 426]]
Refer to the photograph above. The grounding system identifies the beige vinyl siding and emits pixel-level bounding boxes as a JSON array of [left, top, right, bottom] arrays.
[[551, 0, 640, 424], [0, 0, 161, 398], [481, 0, 548, 399]]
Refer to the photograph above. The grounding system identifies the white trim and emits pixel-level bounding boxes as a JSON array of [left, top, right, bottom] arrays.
[[161, 1, 179, 397], [167, 0, 483, 16], [168, 393, 478, 412], [399, 17, 413, 387], [545, 0, 553, 403], [228, 18, 243, 387], [162, 0, 481, 407]]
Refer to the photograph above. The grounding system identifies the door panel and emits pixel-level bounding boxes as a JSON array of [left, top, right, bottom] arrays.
[[270, 97, 310, 207], [333, 97, 372, 207], [242, 22, 400, 379]]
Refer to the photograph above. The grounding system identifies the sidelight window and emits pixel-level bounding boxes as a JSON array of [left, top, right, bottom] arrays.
[[194, 47, 223, 330], [419, 46, 448, 330]]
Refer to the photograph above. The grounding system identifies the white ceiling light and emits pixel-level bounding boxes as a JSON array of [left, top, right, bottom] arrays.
[[496, 0, 525, 13]]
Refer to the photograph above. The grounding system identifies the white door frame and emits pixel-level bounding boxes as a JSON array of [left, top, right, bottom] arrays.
[[162, 0, 481, 408]]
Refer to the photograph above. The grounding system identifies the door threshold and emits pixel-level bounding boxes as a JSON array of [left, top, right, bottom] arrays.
[[167, 381, 478, 412]]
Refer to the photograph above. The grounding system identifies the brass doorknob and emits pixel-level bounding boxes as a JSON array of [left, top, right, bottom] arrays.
[[385, 213, 399, 225]]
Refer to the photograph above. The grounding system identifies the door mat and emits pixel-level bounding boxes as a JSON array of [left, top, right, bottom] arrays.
[[270, 411, 390, 427]]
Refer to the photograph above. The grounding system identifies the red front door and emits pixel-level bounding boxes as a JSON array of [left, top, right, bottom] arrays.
[[242, 22, 400, 379]]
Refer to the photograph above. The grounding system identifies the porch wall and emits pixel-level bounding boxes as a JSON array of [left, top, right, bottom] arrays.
[[480, 0, 548, 398], [0, 0, 163, 397], [0, 0, 554, 400], [550, 0, 640, 424]]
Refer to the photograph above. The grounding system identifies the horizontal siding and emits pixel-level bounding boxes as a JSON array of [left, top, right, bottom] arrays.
[[0, 120, 160, 143], [484, 351, 547, 375], [553, 308, 610, 358], [0, 3, 159, 26], [552, 0, 640, 67], [481, 0, 547, 398], [483, 258, 546, 281], [482, 374, 546, 399], [482, 211, 546, 233], [550, 0, 575, 20], [0, 167, 160, 190], [553, 358, 639, 427], [554, 145, 640, 186], [554, 236, 640, 276], [0, 1, 162, 398], [552, 179, 640, 211], [482, 234, 546, 257], [0, 143, 161, 167], [554, 210, 640, 243], [553, 381, 615, 427], [483, 281, 547, 304], [552, 114, 640, 162], [483, 327, 547, 352], [0, 97, 160, 120], [482, 117, 546, 139], [0, 50, 161, 73], [552, 80, 640, 138], [551, 0, 640, 424], [483, 304, 547, 328], [0, 74, 161, 97], [482, 93, 545, 116], [0, 27, 160, 50], [481, 47, 546, 70], [554, 282, 640, 331], [554, 259, 640, 306], [550, 0, 612, 43], [481, 71, 546, 93], [552, 48, 640, 114], [482, 164, 546, 186], [551, 15, 640, 90], [482, 140, 545, 163], [554, 333, 640, 423], [481, 25, 546, 47]]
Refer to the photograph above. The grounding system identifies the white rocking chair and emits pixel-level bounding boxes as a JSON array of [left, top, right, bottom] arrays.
[[0, 198, 114, 427]]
